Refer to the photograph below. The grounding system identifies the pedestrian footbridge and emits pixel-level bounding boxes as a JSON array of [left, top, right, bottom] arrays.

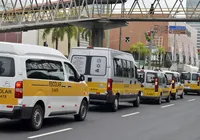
[[0, 0, 199, 32]]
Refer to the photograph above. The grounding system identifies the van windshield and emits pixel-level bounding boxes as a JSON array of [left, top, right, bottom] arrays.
[[146, 72, 156, 83], [192, 73, 199, 81], [0, 57, 15, 77], [165, 73, 173, 82], [138, 72, 144, 83], [181, 73, 190, 80], [71, 55, 107, 76]]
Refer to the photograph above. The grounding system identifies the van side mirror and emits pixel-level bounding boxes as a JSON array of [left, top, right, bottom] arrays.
[[79, 74, 85, 81]]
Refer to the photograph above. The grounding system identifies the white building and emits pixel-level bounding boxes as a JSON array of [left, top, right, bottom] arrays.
[[22, 29, 89, 56], [168, 22, 199, 72]]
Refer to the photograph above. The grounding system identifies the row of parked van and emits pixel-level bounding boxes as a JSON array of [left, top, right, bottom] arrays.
[[0, 42, 199, 131], [69, 47, 200, 107]]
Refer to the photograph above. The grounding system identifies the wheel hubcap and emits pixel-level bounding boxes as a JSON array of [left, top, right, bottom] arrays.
[[137, 96, 140, 105], [34, 109, 42, 127], [114, 98, 118, 109], [81, 103, 87, 118]]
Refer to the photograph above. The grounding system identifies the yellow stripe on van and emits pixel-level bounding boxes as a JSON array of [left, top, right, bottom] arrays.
[[0, 88, 18, 105], [23, 80, 88, 96], [87, 82, 141, 95]]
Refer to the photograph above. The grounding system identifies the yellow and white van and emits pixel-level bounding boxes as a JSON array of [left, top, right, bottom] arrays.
[[138, 69, 171, 104], [181, 72, 200, 95], [0, 42, 89, 130], [163, 71, 184, 100], [69, 47, 141, 112]]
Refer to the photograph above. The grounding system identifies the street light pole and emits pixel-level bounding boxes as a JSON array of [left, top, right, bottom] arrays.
[[148, 31, 154, 70]]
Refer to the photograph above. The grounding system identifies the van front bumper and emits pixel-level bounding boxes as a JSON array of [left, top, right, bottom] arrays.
[[0, 106, 33, 119], [89, 92, 115, 105]]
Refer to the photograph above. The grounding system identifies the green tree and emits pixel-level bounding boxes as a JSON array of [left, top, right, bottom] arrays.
[[156, 46, 165, 69], [42, 26, 78, 55], [130, 42, 150, 68], [81, 28, 92, 45]]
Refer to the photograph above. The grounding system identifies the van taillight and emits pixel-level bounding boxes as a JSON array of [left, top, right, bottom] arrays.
[[155, 78, 158, 92], [172, 77, 175, 89], [15, 81, 23, 98], [107, 79, 113, 91]]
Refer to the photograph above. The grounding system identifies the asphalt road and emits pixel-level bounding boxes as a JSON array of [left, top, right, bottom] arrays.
[[1, 94, 200, 140]]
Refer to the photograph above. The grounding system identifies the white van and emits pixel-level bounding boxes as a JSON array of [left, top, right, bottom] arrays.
[[138, 69, 171, 104], [181, 72, 200, 94], [69, 47, 141, 112], [0, 42, 89, 130]]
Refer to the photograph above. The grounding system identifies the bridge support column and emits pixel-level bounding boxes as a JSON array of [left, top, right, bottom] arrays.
[[71, 20, 128, 47], [91, 28, 104, 47]]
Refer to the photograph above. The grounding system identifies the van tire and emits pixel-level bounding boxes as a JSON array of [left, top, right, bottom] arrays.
[[172, 94, 177, 100], [111, 96, 119, 112], [74, 99, 88, 121], [157, 96, 162, 105], [180, 92, 184, 99], [133, 95, 140, 107], [29, 105, 44, 131], [166, 95, 170, 103]]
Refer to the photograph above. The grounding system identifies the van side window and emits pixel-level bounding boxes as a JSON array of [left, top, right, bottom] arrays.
[[122, 60, 128, 77], [26, 59, 49, 80], [127, 61, 132, 78], [47, 60, 64, 81], [0, 57, 15, 77], [134, 65, 137, 79], [64, 63, 78, 82], [130, 62, 134, 78], [26, 59, 64, 81], [113, 58, 123, 77]]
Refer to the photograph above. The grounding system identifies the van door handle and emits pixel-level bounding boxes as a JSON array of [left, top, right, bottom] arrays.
[[68, 85, 72, 88]]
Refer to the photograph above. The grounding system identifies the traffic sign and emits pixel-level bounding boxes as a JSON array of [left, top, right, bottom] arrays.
[[125, 37, 130, 43], [169, 26, 186, 34]]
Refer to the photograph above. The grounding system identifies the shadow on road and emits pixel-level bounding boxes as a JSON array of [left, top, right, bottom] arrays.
[[0, 117, 75, 132], [89, 104, 133, 113]]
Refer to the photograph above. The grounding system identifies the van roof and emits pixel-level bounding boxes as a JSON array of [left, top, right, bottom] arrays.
[[163, 70, 180, 74], [72, 47, 132, 56], [0, 42, 67, 60]]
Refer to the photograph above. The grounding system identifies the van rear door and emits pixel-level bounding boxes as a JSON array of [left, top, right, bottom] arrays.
[[0, 55, 18, 111], [70, 49, 108, 95]]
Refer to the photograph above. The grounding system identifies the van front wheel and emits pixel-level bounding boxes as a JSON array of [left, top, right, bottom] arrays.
[[74, 100, 88, 121], [133, 95, 140, 107]]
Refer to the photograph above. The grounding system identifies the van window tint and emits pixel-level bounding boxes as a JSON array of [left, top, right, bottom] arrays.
[[26, 59, 64, 81], [114, 58, 123, 77], [130, 62, 134, 78], [181, 73, 190, 80], [47, 60, 64, 81], [90, 57, 106, 76], [0, 57, 15, 77], [127, 61, 132, 78], [146, 72, 156, 83], [122, 60, 128, 77], [71, 56, 86, 75], [165, 73, 173, 83], [64, 63, 78, 82], [138, 72, 144, 83], [26, 59, 49, 80], [192, 74, 199, 81]]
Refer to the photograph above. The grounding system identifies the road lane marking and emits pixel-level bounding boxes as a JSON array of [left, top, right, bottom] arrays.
[[28, 128, 73, 139], [121, 112, 140, 118], [188, 99, 196, 102], [161, 104, 174, 108]]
